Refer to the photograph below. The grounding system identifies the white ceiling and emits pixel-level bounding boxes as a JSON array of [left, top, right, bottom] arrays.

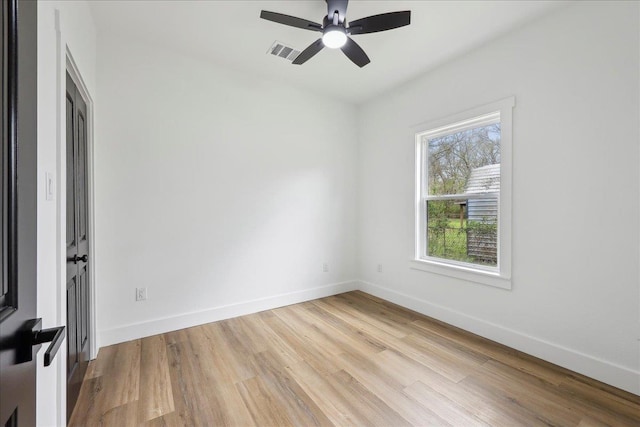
[[88, 1, 564, 104]]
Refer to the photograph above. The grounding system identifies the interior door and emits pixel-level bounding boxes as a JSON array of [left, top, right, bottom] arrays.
[[0, 1, 39, 425], [65, 72, 91, 421]]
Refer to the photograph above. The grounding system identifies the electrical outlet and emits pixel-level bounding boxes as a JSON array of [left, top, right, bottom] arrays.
[[135, 287, 147, 301], [377, 264, 383, 273], [322, 263, 329, 273]]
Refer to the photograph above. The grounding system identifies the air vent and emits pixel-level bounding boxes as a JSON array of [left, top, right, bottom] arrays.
[[268, 41, 301, 62]]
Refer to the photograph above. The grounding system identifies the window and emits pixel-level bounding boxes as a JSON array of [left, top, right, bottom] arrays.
[[412, 97, 514, 289]]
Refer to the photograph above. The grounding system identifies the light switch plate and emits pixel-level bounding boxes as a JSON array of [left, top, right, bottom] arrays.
[[45, 172, 55, 201]]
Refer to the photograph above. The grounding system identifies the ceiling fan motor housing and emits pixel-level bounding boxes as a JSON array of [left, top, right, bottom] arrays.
[[322, 16, 348, 49]]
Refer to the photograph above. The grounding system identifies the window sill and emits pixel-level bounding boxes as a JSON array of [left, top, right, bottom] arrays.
[[410, 258, 512, 290]]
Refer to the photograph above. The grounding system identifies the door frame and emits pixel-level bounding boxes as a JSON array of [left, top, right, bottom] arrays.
[[65, 51, 96, 361], [52, 13, 97, 425]]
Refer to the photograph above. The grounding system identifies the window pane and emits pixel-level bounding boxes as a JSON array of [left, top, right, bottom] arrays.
[[1, 1, 7, 303], [426, 198, 497, 267], [426, 123, 501, 195]]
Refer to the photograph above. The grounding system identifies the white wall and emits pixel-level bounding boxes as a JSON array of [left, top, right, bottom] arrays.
[[357, 1, 640, 394], [37, 1, 97, 426], [94, 34, 358, 346]]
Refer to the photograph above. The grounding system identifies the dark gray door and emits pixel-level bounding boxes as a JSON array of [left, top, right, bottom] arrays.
[[65, 72, 91, 421], [0, 1, 39, 425]]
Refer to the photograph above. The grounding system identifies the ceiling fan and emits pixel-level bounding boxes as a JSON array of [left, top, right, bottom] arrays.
[[260, 0, 411, 68]]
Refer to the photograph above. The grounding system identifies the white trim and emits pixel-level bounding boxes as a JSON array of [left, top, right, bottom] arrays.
[[413, 97, 514, 289], [358, 280, 640, 396], [425, 192, 499, 201], [420, 112, 500, 140], [412, 97, 515, 134], [53, 11, 66, 427], [53, 9, 98, 425], [99, 280, 359, 347], [409, 259, 511, 289]]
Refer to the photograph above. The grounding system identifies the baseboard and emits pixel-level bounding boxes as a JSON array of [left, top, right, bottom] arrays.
[[99, 280, 359, 347], [358, 280, 640, 396]]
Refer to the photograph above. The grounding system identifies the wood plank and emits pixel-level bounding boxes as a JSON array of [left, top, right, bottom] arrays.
[[404, 381, 488, 426], [95, 401, 139, 427], [236, 375, 296, 427], [348, 291, 422, 322], [576, 415, 616, 427], [200, 323, 249, 383], [101, 340, 141, 410], [260, 311, 343, 375], [337, 291, 420, 327], [372, 348, 462, 387], [185, 326, 256, 426], [138, 334, 174, 423], [310, 298, 470, 384], [470, 359, 585, 426], [68, 376, 104, 426], [241, 313, 304, 368], [143, 412, 181, 427], [403, 321, 490, 366], [458, 374, 560, 426], [165, 337, 216, 426], [559, 375, 640, 419], [232, 314, 270, 353], [272, 306, 347, 356], [477, 359, 640, 426], [216, 319, 264, 381], [287, 303, 385, 357], [330, 369, 413, 427], [402, 332, 483, 379], [302, 302, 388, 354], [250, 350, 334, 426], [336, 351, 450, 426], [318, 295, 409, 338], [411, 317, 568, 386], [285, 360, 374, 426]]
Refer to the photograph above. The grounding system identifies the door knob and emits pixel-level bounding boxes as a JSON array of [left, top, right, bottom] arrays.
[[71, 254, 88, 263]]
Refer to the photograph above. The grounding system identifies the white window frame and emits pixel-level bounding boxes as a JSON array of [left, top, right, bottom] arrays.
[[411, 97, 514, 289]]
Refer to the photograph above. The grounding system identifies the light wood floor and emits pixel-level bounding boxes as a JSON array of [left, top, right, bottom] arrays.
[[69, 291, 640, 426]]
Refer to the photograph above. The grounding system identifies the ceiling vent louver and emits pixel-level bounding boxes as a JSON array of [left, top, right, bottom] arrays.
[[268, 41, 301, 62]]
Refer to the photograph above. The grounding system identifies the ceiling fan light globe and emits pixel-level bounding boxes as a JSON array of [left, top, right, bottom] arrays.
[[322, 28, 347, 49]]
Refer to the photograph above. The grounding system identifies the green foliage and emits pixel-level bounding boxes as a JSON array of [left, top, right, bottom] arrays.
[[427, 216, 497, 266], [427, 201, 450, 231], [427, 123, 501, 195], [467, 218, 497, 235]]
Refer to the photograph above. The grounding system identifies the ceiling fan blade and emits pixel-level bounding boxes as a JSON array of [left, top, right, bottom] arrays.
[[340, 37, 370, 68], [326, 0, 349, 23], [348, 11, 411, 35], [292, 39, 325, 65], [260, 11, 322, 32]]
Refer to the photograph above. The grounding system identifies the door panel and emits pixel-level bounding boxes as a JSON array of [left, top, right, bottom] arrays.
[[65, 96, 75, 249], [77, 112, 87, 244], [66, 72, 91, 421], [0, 1, 39, 426], [66, 277, 77, 377], [79, 265, 88, 350]]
